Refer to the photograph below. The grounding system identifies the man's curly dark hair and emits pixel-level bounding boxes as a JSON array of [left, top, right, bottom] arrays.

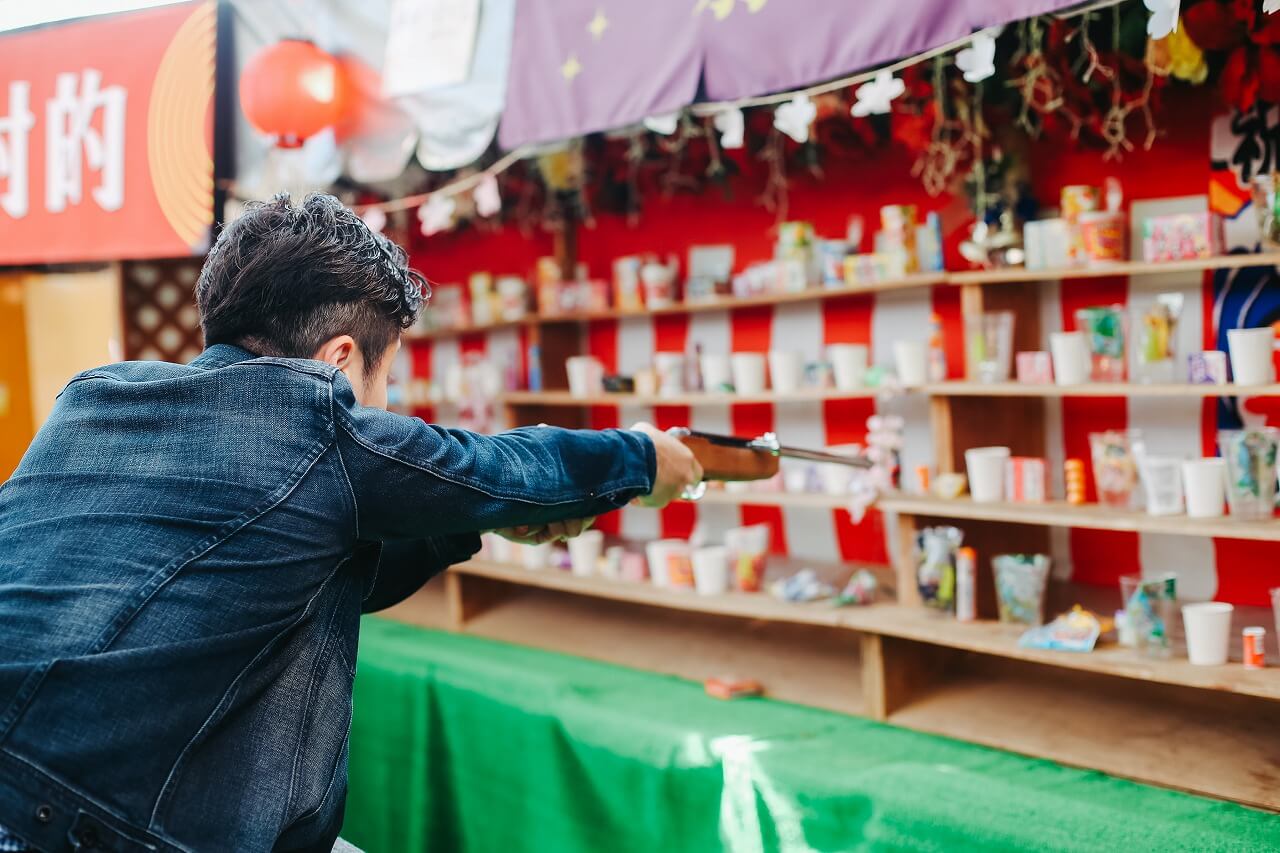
[[196, 193, 425, 373]]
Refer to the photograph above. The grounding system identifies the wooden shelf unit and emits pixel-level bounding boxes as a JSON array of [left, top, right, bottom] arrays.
[[403, 561, 1280, 810], [410, 229, 1280, 813]]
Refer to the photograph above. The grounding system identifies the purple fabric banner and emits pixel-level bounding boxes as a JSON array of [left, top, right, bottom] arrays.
[[499, 0, 1084, 149]]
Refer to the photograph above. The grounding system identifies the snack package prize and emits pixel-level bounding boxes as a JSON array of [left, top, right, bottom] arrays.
[[1019, 606, 1112, 652], [724, 524, 770, 592], [993, 553, 1052, 625], [916, 526, 963, 611]]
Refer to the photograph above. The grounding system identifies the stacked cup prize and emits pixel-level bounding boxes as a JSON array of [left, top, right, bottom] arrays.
[[1064, 458, 1086, 505]]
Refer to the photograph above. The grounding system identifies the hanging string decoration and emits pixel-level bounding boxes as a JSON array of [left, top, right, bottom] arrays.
[[756, 129, 790, 221], [912, 59, 968, 197], [1006, 17, 1077, 139]]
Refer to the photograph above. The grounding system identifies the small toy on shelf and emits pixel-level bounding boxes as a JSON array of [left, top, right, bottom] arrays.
[[916, 526, 963, 611], [835, 569, 879, 606], [704, 677, 765, 700]]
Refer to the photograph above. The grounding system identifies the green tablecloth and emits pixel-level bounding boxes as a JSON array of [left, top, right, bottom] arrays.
[[344, 617, 1276, 852]]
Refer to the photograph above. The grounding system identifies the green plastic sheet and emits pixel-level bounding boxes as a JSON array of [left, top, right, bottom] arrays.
[[344, 617, 1277, 852]]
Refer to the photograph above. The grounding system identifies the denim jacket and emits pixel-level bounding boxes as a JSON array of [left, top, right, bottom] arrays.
[[0, 345, 655, 852]]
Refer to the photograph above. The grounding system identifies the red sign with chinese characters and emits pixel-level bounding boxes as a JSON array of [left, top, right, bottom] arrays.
[[0, 2, 215, 265]]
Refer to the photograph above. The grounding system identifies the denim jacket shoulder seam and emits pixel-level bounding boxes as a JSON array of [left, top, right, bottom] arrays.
[[90, 437, 333, 656], [334, 410, 648, 506], [328, 387, 360, 542]]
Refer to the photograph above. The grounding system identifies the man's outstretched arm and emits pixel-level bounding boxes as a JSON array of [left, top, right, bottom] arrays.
[[332, 382, 701, 543]]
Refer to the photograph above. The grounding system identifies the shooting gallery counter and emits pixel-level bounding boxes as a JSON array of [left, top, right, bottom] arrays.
[[340, 570, 1280, 849], [341, 616, 1278, 852]]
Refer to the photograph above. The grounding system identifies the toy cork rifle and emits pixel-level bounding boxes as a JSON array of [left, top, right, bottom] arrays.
[[670, 428, 872, 500]]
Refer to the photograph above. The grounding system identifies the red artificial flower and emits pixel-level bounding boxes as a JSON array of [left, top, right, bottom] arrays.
[[1183, 0, 1247, 51]]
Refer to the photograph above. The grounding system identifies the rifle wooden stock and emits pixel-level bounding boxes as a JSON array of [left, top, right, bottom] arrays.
[[678, 434, 779, 482]]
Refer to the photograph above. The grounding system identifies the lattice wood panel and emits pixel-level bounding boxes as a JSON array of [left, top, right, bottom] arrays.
[[122, 259, 204, 363]]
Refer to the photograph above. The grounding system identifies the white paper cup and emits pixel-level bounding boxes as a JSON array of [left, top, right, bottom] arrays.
[[893, 341, 928, 386], [521, 542, 553, 570], [828, 344, 869, 390], [645, 539, 692, 588], [768, 350, 804, 394], [1139, 456, 1184, 516], [1181, 458, 1226, 518], [566, 356, 604, 397], [1182, 602, 1234, 665], [567, 530, 604, 578], [691, 546, 730, 596], [730, 353, 767, 395], [653, 352, 686, 397], [965, 446, 1011, 503], [700, 354, 732, 392], [1227, 327, 1275, 385], [819, 444, 862, 495], [1049, 331, 1090, 386]]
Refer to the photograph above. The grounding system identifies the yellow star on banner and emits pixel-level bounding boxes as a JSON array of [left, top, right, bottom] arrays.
[[710, 0, 734, 18], [561, 54, 582, 81], [742, 0, 767, 11], [587, 9, 609, 40]]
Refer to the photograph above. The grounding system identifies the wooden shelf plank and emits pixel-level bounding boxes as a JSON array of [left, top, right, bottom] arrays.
[[700, 491, 1280, 541], [499, 382, 1280, 407], [878, 494, 1280, 541], [889, 660, 1280, 811], [947, 251, 1280, 285], [924, 381, 1280, 398], [500, 388, 882, 407], [406, 274, 947, 341], [452, 560, 1280, 702], [454, 559, 849, 628]]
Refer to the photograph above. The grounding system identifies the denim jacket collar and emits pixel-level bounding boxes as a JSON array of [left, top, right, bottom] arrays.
[[189, 343, 260, 370]]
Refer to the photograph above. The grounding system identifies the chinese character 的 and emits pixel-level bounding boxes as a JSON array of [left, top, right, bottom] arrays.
[[0, 81, 36, 218], [46, 69, 127, 213]]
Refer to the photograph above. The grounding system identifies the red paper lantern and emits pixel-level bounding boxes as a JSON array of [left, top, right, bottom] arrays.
[[239, 39, 349, 148]]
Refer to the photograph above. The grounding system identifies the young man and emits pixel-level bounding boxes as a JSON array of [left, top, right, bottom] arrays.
[[0, 194, 702, 852]]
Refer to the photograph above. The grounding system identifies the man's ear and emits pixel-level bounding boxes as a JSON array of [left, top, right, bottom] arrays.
[[312, 335, 357, 369]]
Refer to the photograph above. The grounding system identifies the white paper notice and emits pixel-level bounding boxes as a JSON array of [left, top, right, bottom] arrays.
[[382, 0, 481, 97]]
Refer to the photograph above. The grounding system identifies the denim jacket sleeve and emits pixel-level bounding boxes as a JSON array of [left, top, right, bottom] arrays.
[[360, 536, 481, 613], [331, 382, 656, 541]]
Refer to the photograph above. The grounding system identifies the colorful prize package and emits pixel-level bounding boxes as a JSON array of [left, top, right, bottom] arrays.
[[816, 239, 849, 288], [1120, 573, 1177, 657], [916, 526, 963, 612], [768, 568, 836, 603], [535, 256, 564, 316], [1135, 293, 1183, 384], [612, 255, 644, 310], [1018, 606, 1109, 652], [1064, 458, 1087, 504], [835, 569, 879, 606], [1015, 351, 1054, 384], [430, 283, 467, 330], [1142, 212, 1214, 262], [1089, 429, 1144, 508], [724, 524, 770, 593], [878, 205, 919, 272], [687, 244, 735, 303], [468, 272, 496, 326], [1188, 350, 1229, 384], [1005, 457, 1047, 503], [915, 212, 945, 272], [496, 276, 530, 321], [1060, 185, 1101, 265], [993, 553, 1052, 626], [775, 221, 816, 285], [1076, 305, 1127, 382]]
